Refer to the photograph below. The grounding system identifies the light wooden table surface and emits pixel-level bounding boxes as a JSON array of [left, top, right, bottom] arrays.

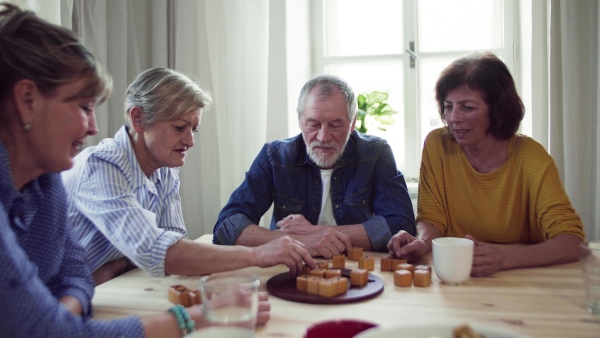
[[92, 235, 600, 337]]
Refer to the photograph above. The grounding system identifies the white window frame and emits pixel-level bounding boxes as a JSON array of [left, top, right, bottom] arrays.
[[310, 0, 520, 180]]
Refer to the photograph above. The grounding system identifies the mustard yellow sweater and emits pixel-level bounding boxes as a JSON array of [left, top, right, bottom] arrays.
[[416, 128, 585, 243]]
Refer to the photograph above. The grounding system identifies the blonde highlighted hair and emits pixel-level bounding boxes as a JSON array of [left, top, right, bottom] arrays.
[[124, 68, 212, 128]]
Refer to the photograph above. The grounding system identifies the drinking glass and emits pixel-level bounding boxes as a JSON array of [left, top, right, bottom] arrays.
[[581, 241, 600, 314], [198, 273, 260, 330]]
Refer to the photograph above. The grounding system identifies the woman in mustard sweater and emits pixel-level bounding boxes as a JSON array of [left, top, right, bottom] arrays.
[[388, 52, 585, 277]]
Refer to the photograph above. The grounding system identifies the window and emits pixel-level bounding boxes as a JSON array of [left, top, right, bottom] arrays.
[[312, 0, 518, 179]]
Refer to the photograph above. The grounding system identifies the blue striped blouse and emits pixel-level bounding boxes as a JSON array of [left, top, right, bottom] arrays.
[[62, 126, 186, 277]]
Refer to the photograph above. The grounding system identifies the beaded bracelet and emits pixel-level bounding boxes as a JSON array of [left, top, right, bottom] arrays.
[[168, 304, 196, 336]]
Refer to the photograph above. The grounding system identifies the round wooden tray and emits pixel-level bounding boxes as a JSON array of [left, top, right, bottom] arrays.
[[266, 269, 384, 304]]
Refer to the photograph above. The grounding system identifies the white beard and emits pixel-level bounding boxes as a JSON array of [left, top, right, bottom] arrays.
[[306, 134, 351, 169]]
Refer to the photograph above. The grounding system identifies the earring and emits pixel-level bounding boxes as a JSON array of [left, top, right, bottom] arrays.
[[23, 124, 32, 131]]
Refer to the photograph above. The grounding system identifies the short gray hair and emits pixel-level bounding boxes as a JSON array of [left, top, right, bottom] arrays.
[[124, 68, 212, 127], [296, 74, 357, 121]]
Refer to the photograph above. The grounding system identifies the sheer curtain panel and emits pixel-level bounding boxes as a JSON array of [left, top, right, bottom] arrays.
[[547, 0, 599, 240]]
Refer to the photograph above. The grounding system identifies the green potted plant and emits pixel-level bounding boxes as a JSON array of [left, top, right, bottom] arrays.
[[356, 90, 398, 134]]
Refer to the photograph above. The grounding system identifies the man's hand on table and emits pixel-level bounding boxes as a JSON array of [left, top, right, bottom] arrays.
[[276, 214, 352, 259], [253, 236, 316, 276]]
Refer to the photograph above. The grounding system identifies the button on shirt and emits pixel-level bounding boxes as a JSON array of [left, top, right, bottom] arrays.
[[0, 142, 143, 337], [62, 126, 186, 277], [213, 131, 416, 251]]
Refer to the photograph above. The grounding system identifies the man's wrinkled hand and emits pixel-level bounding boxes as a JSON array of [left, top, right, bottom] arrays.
[[276, 214, 316, 234], [275, 214, 352, 258], [297, 228, 351, 258]]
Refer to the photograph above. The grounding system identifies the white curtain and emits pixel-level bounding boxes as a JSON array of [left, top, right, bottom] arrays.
[[548, 0, 599, 241], [14, 0, 295, 239], [172, 0, 274, 238], [529, 0, 600, 241], [10, 0, 64, 24], [72, 0, 170, 145], [202, 0, 270, 221]]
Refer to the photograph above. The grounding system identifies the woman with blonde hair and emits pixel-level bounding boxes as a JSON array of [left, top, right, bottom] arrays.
[[62, 67, 314, 285]]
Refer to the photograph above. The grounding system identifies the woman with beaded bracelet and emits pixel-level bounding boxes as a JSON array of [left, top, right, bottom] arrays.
[[0, 3, 270, 337]]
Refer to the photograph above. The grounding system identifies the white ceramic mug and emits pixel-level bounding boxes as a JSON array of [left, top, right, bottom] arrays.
[[432, 237, 474, 285], [198, 273, 260, 330]]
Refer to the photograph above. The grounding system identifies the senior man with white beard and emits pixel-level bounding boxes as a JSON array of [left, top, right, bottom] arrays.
[[213, 74, 415, 257]]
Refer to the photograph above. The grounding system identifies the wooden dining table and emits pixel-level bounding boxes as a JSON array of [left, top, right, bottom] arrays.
[[92, 235, 600, 337]]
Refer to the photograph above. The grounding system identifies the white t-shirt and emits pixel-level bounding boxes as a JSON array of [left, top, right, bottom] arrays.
[[317, 169, 337, 226]]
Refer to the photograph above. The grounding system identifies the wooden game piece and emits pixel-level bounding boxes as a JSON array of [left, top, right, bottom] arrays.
[[394, 270, 412, 287], [325, 269, 342, 278], [317, 262, 330, 270], [350, 268, 368, 286], [358, 256, 375, 271], [318, 279, 338, 297], [332, 254, 346, 269], [309, 269, 326, 278], [348, 247, 363, 261], [396, 263, 414, 273], [296, 275, 309, 292], [380, 255, 393, 271], [413, 269, 432, 287]]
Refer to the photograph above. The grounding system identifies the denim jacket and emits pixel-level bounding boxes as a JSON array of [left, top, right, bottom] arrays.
[[213, 131, 416, 251]]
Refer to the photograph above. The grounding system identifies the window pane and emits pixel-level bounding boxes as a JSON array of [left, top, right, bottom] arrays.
[[418, 0, 503, 53], [420, 58, 454, 144], [325, 62, 405, 169], [325, 0, 403, 57]]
